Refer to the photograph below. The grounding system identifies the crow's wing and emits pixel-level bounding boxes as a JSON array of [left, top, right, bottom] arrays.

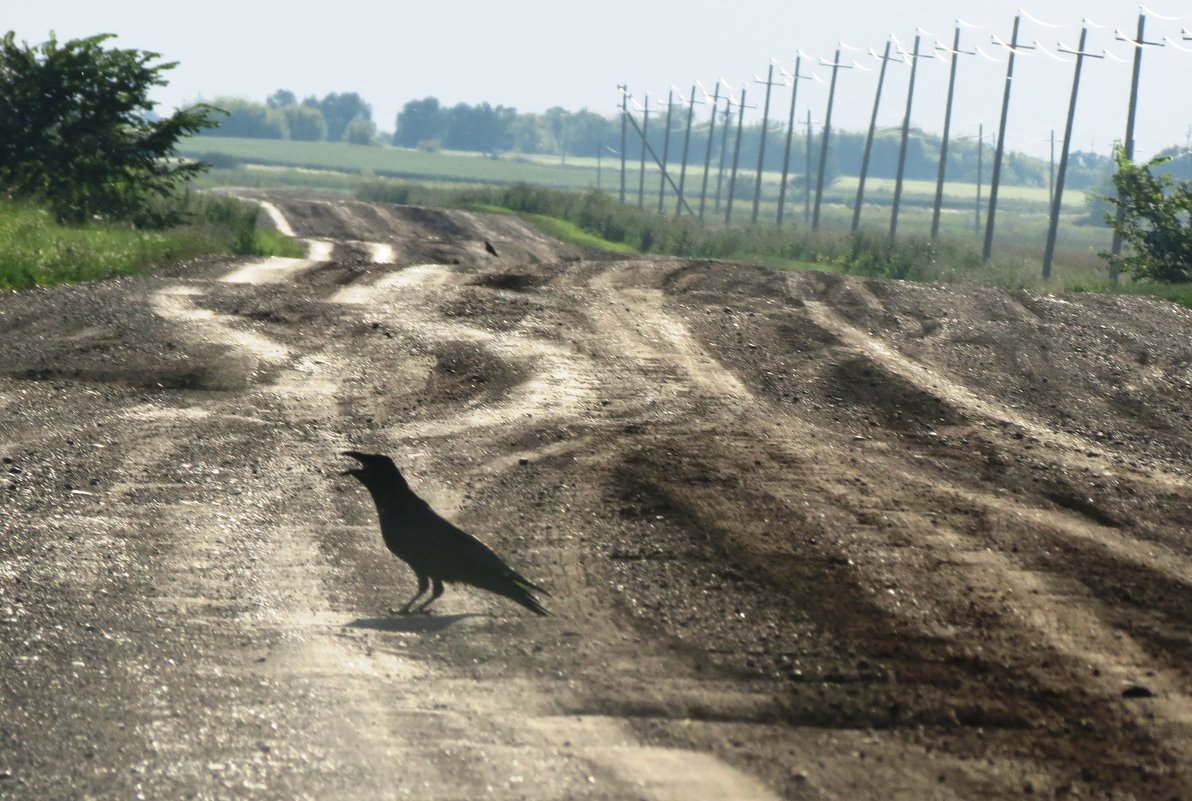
[[399, 503, 549, 614]]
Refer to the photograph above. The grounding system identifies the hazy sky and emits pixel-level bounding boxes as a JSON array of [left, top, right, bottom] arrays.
[[7, 1, 1192, 159]]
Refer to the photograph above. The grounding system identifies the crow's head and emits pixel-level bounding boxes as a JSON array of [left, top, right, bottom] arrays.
[[341, 450, 409, 491]]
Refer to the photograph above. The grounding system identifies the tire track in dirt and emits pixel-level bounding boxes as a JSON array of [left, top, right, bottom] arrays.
[[804, 298, 1192, 492], [137, 203, 788, 800], [9, 194, 1189, 799], [570, 257, 1192, 792], [330, 263, 602, 447], [322, 243, 1192, 797], [123, 238, 454, 793], [793, 295, 1192, 692], [320, 254, 789, 799]]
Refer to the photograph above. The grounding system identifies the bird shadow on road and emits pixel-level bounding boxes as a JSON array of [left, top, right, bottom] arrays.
[[345, 613, 477, 634]]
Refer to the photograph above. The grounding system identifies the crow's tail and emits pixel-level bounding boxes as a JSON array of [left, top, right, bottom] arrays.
[[502, 573, 550, 616]]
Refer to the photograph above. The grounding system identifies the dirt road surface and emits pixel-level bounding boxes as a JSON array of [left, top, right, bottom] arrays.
[[2, 193, 1191, 800]]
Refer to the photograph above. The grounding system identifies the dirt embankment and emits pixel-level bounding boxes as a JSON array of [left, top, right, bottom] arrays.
[[1, 192, 1190, 800]]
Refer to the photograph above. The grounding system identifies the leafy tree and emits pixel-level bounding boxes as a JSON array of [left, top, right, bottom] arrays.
[[566, 110, 617, 158], [315, 92, 372, 142], [205, 97, 286, 139], [283, 103, 327, 141], [1102, 145, 1192, 283], [395, 97, 444, 148], [0, 32, 218, 223], [343, 115, 376, 145], [509, 114, 543, 153], [443, 102, 515, 153], [542, 107, 570, 160], [267, 89, 297, 108]]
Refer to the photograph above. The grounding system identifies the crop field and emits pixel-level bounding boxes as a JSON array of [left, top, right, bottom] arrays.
[[180, 137, 1074, 206], [176, 137, 601, 189], [179, 136, 1116, 260]]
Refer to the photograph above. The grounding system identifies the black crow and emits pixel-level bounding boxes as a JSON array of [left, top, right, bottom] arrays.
[[484, 240, 499, 257], [341, 451, 549, 616]]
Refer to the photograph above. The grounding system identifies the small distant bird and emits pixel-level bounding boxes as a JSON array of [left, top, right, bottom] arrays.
[[484, 240, 499, 257], [341, 451, 549, 616]]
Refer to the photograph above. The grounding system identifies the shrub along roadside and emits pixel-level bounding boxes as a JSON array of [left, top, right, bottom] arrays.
[[0, 193, 301, 290], [0, 32, 219, 225]]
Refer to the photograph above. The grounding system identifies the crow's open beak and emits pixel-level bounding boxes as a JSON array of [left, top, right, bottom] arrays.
[[340, 451, 362, 476]]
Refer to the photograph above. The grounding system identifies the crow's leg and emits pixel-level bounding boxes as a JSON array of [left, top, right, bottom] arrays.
[[394, 572, 430, 614], [416, 577, 445, 613]]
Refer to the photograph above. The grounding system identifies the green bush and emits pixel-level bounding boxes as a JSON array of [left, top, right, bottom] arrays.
[[344, 115, 377, 145], [1103, 145, 1192, 283], [0, 32, 218, 224]]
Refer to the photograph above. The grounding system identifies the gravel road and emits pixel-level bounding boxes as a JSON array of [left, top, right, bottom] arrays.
[[2, 193, 1191, 799]]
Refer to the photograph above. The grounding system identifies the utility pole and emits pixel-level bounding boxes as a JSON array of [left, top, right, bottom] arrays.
[[726, 88, 752, 225], [1048, 129, 1055, 208], [975, 123, 984, 234], [559, 117, 568, 166], [777, 55, 812, 225], [983, 15, 1035, 261], [1110, 14, 1162, 282], [1042, 25, 1103, 280], [674, 84, 704, 218], [805, 109, 814, 224], [637, 92, 649, 208], [931, 26, 975, 238], [853, 39, 901, 232], [714, 90, 735, 215], [618, 84, 629, 204], [890, 32, 933, 241], [752, 64, 782, 223], [813, 48, 852, 230], [621, 106, 696, 217], [657, 90, 676, 214], [697, 81, 723, 221]]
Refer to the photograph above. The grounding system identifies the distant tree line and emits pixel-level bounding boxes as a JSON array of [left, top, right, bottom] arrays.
[[198, 87, 1115, 193], [394, 97, 614, 160], [200, 90, 376, 144], [393, 96, 1115, 192]]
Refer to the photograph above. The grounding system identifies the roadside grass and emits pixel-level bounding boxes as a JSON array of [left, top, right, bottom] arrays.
[[1064, 276, 1192, 308], [730, 252, 831, 273], [0, 194, 300, 290], [471, 204, 637, 254], [1114, 281, 1192, 308], [356, 178, 1192, 308], [249, 226, 305, 258]]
